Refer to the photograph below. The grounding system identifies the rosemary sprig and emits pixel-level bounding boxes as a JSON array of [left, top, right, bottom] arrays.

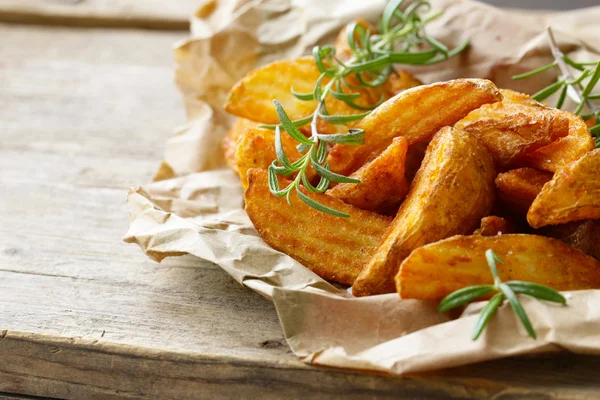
[[513, 27, 600, 148], [264, 0, 469, 217], [439, 249, 566, 341]]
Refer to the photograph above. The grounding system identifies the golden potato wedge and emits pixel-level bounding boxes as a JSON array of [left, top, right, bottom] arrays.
[[352, 126, 496, 296], [495, 167, 553, 216], [520, 112, 595, 172], [328, 79, 502, 176], [223, 118, 259, 172], [499, 88, 539, 106], [245, 169, 392, 285], [539, 220, 600, 261], [474, 216, 515, 236], [528, 148, 600, 228], [396, 234, 600, 300], [234, 127, 302, 189], [327, 136, 409, 215], [455, 102, 569, 168]]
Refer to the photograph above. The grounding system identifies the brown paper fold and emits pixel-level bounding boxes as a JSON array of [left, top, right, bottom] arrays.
[[125, 0, 600, 374]]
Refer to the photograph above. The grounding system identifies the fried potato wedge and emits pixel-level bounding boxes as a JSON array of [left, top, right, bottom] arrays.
[[474, 216, 515, 236], [327, 137, 409, 215], [499, 88, 539, 106], [495, 167, 553, 216], [234, 127, 302, 189], [539, 220, 600, 261], [223, 118, 259, 172], [521, 112, 595, 172], [328, 79, 502, 176], [455, 102, 569, 168], [528, 148, 600, 228], [245, 169, 392, 285], [396, 234, 600, 300], [352, 127, 496, 296]]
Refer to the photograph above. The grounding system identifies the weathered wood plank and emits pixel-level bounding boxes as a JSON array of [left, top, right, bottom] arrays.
[[0, 0, 202, 30], [2, 21, 600, 400]]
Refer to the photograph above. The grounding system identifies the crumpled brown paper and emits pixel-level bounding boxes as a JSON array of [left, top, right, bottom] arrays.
[[124, 0, 600, 374]]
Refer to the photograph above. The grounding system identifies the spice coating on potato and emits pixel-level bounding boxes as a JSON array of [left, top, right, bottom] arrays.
[[528, 148, 600, 228], [455, 102, 569, 168], [244, 169, 392, 285], [327, 79, 502, 176], [495, 167, 553, 216], [474, 216, 515, 236], [538, 220, 600, 261], [223, 118, 259, 173], [352, 127, 496, 296], [396, 234, 600, 300], [328, 136, 409, 215]]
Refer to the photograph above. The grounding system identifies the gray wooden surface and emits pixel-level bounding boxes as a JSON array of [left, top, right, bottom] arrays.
[[2, 3, 600, 400]]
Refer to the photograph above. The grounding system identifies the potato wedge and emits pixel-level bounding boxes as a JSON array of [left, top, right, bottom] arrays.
[[223, 118, 259, 172], [396, 234, 600, 300], [328, 79, 502, 176], [234, 127, 302, 189], [327, 137, 409, 215], [245, 169, 392, 285], [455, 102, 569, 168], [499, 88, 539, 107], [404, 140, 429, 184], [495, 167, 553, 216], [474, 216, 515, 236], [352, 126, 496, 296], [528, 148, 600, 228], [520, 112, 595, 172], [539, 220, 600, 261]]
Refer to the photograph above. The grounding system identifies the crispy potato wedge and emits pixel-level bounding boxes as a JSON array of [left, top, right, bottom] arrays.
[[521, 112, 595, 172], [234, 127, 302, 189], [245, 169, 392, 285], [223, 118, 259, 172], [474, 216, 515, 236], [528, 149, 600, 228], [539, 220, 600, 261], [352, 127, 496, 296], [495, 167, 553, 216], [396, 234, 600, 300], [499, 88, 539, 106], [328, 79, 502, 176], [328, 137, 409, 215], [455, 102, 569, 168]]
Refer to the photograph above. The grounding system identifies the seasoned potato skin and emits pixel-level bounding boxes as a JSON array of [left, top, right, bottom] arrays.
[[234, 127, 303, 189], [396, 234, 600, 300], [352, 127, 496, 296], [474, 216, 515, 236], [328, 137, 409, 215], [528, 148, 600, 228], [455, 102, 569, 168], [328, 79, 502, 176], [223, 118, 259, 173], [495, 167, 553, 216], [245, 169, 392, 285], [539, 220, 600, 261]]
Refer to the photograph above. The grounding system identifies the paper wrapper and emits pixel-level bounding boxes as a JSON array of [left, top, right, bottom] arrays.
[[124, 0, 600, 374]]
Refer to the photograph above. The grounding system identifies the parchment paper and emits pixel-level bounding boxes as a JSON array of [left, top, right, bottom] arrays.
[[124, 0, 600, 374]]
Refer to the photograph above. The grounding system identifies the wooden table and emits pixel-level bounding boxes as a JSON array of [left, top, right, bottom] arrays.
[[2, 2, 600, 399]]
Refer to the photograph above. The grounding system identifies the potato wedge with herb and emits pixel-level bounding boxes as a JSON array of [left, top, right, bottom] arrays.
[[455, 101, 569, 168], [223, 118, 259, 172], [328, 79, 502, 176], [327, 137, 409, 215], [352, 126, 496, 296], [396, 234, 600, 300], [495, 167, 553, 216], [474, 216, 515, 236], [234, 127, 302, 189], [528, 148, 600, 228], [245, 169, 392, 285]]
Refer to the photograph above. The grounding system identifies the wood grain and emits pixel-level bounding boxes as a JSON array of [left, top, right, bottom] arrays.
[[1, 22, 600, 400], [0, 0, 202, 30]]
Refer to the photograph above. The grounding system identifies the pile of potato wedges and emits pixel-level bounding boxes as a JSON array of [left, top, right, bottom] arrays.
[[222, 34, 600, 300]]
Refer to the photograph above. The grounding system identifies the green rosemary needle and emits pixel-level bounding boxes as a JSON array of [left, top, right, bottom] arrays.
[[438, 249, 566, 341], [513, 27, 600, 148], [263, 0, 469, 217]]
